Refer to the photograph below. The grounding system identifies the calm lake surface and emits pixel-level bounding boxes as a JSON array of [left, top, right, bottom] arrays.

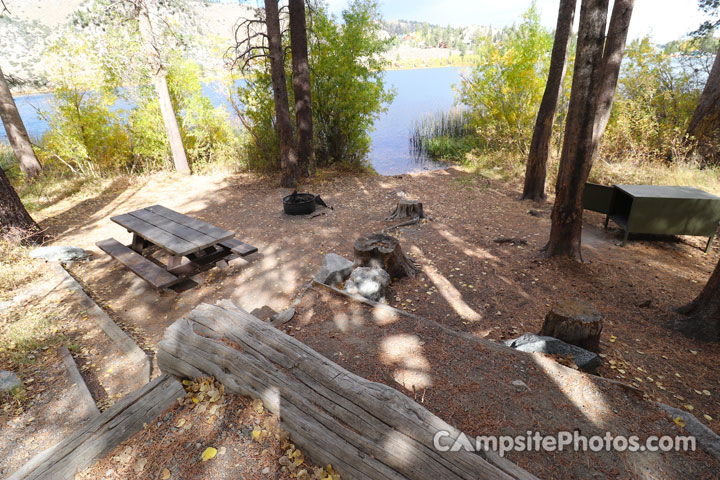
[[2, 66, 464, 176]]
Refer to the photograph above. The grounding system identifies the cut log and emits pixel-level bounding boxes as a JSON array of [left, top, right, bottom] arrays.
[[353, 233, 417, 278], [157, 303, 534, 480], [385, 199, 425, 220], [540, 298, 603, 352], [7, 375, 183, 480]]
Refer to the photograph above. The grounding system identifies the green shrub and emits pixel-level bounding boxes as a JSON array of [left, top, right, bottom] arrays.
[[234, 0, 394, 171], [457, 2, 552, 154]]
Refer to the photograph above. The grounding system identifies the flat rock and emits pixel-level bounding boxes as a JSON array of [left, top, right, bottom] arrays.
[[504, 333, 601, 372], [344, 267, 390, 302], [271, 308, 295, 327], [313, 253, 353, 287], [0, 371, 21, 392], [30, 246, 90, 263], [659, 402, 720, 461]]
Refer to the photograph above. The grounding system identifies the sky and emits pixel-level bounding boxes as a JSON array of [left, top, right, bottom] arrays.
[[324, 0, 709, 44]]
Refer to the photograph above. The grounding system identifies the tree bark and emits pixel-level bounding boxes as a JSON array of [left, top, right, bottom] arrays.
[[539, 298, 603, 352], [0, 65, 42, 178], [157, 302, 533, 480], [675, 256, 720, 339], [266, 0, 299, 188], [289, 0, 314, 177], [522, 0, 576, 201], [545, 0, 609, 261], [135, 0, 190, 175], [686, 45, 720, 154], [353, 234, 417, 278], [385, 199, 425, 220], [591, 0, 634, 152], [0, 164, 43, 244]]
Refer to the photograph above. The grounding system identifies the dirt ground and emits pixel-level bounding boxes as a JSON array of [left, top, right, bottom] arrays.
[[6, 166, 720, 478], [289, 285, 718, 479], [0, 264, 148, 476], [76, 377, 337, 480]]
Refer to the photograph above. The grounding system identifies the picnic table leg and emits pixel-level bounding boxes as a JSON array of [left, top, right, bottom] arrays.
[[604, 214, 610, 230], [621, 229, 629, 247], [168, 255, 184, 269], [131, 233, 147, 253], [705, 235, 715, 254]]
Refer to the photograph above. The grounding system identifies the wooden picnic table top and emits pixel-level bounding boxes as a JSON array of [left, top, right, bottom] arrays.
[[111, 205, 235, 256]]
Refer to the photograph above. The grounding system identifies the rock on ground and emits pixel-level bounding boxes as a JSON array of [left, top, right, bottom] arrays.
[[313, 253, 353, 287], [504, 333, 601, 372], [344, 267, 390, 302], [30, 246, 90, 263], [0, 371, 21, 392], [659, 403, 720, 461]]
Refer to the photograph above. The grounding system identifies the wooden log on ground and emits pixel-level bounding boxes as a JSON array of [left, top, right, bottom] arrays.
[[540, 298, 603, 352], [386, 199, 425, 220], [353, 233, 417, 278], [7, 375, 184, 480], [156, 302, 534, 480]]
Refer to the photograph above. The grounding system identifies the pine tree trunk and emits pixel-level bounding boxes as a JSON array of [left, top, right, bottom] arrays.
[[289, 0, 314, 177], [266, 0, 299, 188], [675, 256, 720, 338], [0, 165, 42, 244], [591, 0, 634, 152], [686, 46, 720, 153], [545, 0, 609, 261], [0, 65, 42, 179], [522, 0, 576, 201], [136, 0, 190, 175]]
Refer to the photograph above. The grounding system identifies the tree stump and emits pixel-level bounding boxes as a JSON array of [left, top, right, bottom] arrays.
[[385, 200, 425, 220], [540, 299, 603, 352], [353, 234, 417, 279]]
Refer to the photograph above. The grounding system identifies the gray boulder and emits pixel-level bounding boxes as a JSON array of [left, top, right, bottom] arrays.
[[30, 246, 90, 263], [344, 267, 390, 302], [0, 371, 21, 392], [658, 402, 720, 461], [504, 333, 601, 372], [314, 253, 353, 287]]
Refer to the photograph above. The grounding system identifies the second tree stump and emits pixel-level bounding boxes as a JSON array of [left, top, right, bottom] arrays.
[[540, 298, 603, 352], [385, 200, 425, 220], [353, 234, 417, 279]]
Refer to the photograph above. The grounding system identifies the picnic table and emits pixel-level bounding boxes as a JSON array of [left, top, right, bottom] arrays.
[[583, 183, 720, 252], [96, 205, 257, 290]]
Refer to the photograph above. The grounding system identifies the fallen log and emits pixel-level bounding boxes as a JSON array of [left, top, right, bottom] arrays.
[[157, 302, 536, 480], [7, 375, 183, 480]]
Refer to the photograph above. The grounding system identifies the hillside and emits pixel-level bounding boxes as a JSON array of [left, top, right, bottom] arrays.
[[0, 0, 491, 90], [0, 0, 257, 90]]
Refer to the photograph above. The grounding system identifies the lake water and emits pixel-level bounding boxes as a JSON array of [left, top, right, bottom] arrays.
[[1, 66, 464, 176]]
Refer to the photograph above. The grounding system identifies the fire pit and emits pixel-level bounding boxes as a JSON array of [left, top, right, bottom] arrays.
[[283, 192, 317, 215]]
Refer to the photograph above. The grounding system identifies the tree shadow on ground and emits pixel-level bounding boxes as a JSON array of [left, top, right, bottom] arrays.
[[33, 167, 720, 479]]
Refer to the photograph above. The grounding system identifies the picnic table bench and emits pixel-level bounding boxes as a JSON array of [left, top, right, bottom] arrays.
[[96, 205, 257, 290]]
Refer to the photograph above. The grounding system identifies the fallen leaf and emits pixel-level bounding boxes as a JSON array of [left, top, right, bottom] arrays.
[[160, 468, 171, 479], [133, 458, 147, 473], [201, 447, 217, 462], [704, 414, 713, 421], [674, 417, 686, 428]]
